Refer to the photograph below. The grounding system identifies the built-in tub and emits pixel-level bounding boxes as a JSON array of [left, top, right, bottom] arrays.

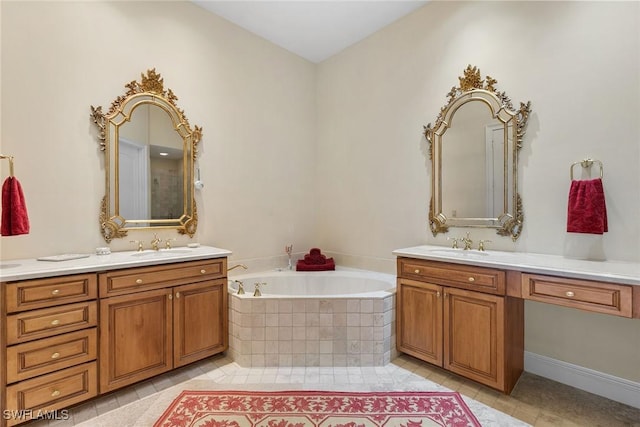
[[227, 268, 397, 367]]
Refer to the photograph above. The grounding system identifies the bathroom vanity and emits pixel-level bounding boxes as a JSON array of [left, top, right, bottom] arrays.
[[0, 246, 230, 426], [393, 245, 640, 394]]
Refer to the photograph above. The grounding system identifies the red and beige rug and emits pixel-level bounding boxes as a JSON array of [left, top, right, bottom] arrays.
[[153, 390, 481, 427]]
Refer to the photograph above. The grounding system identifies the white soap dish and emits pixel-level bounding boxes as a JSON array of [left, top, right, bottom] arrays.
[[37, 254, 91, 262], [187, 243, 200, 248]]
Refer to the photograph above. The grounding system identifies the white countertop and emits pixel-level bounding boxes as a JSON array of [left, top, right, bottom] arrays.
[[393, 245, 640, 286], [0, 245, 232, 282]]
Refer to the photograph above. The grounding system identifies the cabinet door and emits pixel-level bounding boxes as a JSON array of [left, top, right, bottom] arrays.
[[444, 287, 504, 390], [396, 279, 443, 366], [173, 279, 228, 367], [99, 288, 173, 393]]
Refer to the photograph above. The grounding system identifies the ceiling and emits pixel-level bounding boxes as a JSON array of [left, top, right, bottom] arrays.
[[192, 1, 429, 63]]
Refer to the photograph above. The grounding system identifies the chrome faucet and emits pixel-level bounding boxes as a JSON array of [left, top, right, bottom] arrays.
[[150, 234, 162, 251], [461, 232, 473, 250], [228, 264, 248, 272]]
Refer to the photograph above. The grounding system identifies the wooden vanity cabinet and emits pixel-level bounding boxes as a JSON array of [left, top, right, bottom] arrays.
[[1, 274, 99, 426], [397, 257, 524, 393], [99, 259, 227, 393]]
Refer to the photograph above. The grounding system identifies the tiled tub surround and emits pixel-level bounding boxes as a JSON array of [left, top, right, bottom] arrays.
[[228, 268, 397, 367]]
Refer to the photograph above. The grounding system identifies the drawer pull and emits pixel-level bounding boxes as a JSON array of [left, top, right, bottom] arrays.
[[51, 390, 61, 397], [565, 291, 575, 297], [51, 319, 60, 326], [200, 269, 206, 274], [414, 269, 420, 274], [51, 352, 60, 359], [468, 277, 475, 282], [51, 289, 60, 295], [135, 278, 143, 284]]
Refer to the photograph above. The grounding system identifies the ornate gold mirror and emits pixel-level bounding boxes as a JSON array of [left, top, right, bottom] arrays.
[[91, 69, 201, 242], [424, 66, 531, 241]]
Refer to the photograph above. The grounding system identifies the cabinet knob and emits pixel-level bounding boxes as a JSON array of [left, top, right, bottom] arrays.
[[200, 269, 206, 274], [51, 352, 60, 359], [468, 277, 475, 282], [51, 319, 60, 326], [136, 278, 143, 284], [176, 292, 181, 298], [51, 289, 60, 295], [168, 294, 173, 300], [436, 291, 441, 298], [565, 291, 575, 297], [414, 269, 420, 274], [51, 390, 61, 397]]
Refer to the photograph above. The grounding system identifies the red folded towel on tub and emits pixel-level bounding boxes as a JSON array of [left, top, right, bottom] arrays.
[[1, 176, 30, 236], [296, 248, 335, 271], [567, 178, 607, 234]]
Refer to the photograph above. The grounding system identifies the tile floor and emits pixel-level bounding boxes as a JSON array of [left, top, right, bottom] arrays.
[[27, 354, 640, 427]]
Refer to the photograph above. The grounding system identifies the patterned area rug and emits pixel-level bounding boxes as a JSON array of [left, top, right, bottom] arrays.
[[153, 390, 481, 427]]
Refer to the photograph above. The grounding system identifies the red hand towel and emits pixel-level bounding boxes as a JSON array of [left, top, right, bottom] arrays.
[[1, 176, 30, 236], [567, 178, 607, 234]]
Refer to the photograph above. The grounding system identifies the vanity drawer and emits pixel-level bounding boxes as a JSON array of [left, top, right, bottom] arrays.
[[398, 257, 505, 295], [6, 301, 98, 345], [5, 362, 97, 426], [521, 274, 633, 317], [5, 273, 97, 313], [99, 258, 226, 297], [6, 329, 97, 383]]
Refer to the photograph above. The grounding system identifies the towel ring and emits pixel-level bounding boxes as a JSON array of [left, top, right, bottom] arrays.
[[570, 158, 603, 180]]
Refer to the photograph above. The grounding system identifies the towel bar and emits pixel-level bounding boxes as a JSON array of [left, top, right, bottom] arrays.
[[570, 158, 603, 180]]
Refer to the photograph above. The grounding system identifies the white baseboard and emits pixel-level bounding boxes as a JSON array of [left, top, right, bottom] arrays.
[[524, 351, 640, 409]]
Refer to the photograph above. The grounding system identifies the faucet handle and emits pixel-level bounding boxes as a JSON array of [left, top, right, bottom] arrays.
[[130, 240, 144, 252], [478, 239, 492, 251], [253, 282, 267, 297], [447, 237, 459, 249], [165, 238, 176, 249], [235, 280, 245, 295]]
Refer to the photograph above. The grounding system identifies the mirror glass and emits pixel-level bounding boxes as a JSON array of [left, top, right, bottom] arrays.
[[91, 69, 201, 242], [425, 66, 530, 241]]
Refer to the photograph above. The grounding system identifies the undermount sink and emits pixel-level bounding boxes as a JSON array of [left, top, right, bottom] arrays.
[[130, 249, 193, 257], [428, 248, 490, 257]]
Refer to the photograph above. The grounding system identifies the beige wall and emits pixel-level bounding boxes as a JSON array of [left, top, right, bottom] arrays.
[[316, 1, 639, 381], [0, 1, 318, 263], [1, 1, 638, 382]]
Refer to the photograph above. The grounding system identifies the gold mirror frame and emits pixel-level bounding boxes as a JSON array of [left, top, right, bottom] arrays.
[[424, 66, 531, 241], [91, 69, 202, 243]]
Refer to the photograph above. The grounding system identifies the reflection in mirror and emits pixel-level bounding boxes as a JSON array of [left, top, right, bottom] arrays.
[[91, 69, 201, 242], [424, 66, 530, 241]]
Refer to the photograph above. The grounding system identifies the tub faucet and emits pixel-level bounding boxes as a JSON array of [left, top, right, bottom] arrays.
[[228, 264, 248, 272], [285, 244, 293, 270]]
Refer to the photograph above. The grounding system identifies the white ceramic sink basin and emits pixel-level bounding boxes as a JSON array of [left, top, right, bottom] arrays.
[[130, 249, 193, 258], [428, 248, 490, 257]]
